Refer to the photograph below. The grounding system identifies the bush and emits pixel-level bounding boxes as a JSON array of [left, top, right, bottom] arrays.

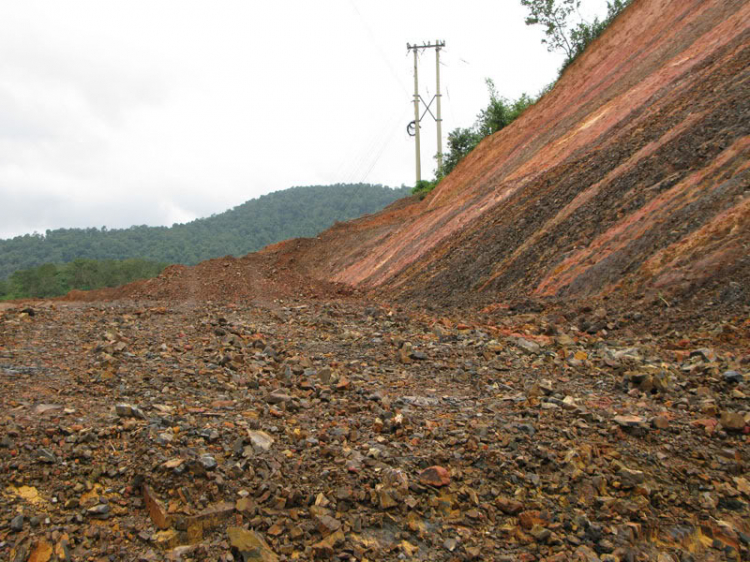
[[412, 179, 438, 197], [441, 81, 539, 179]]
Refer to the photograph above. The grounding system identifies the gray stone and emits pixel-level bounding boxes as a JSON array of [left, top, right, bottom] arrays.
[[10, 514, 23, 532], [724, 371, 744, 384], [512, 337, 541, 355], [87, 504, 111, 519], [37, 448, 57, 464]]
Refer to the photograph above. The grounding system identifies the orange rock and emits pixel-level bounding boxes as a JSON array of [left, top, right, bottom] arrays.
[[518, 510, 547, 530], [336, 377, 350, 390], [143, 485, 172, 530], [691, 418, 719, 434], [418, 466, 450, 487], [29, 539, 53, 562], [495, 496, 524, 515]]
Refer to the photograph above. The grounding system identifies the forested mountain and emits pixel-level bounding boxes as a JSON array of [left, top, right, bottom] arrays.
[[0, 183, 409, 280]]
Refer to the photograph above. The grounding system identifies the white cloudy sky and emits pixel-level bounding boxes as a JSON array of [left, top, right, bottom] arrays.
[[0, 0, 609, 239]]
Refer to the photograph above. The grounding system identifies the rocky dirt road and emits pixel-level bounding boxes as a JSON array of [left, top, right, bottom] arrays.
[[1, 300, 748, 561]]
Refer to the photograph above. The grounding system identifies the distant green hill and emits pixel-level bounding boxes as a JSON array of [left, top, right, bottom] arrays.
[[0, 258, 169, 300], [0, 183, 410, 280]]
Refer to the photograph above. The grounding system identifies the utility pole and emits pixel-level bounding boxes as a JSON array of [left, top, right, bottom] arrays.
[[412, 47, 422, 184], [435, 42, 443, 175], [406, 40, 446, 186]]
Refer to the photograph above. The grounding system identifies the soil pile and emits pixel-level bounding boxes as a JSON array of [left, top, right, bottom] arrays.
[[60, 246, 357, 306]]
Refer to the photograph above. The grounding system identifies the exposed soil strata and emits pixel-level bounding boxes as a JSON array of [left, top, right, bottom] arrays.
[[374, 6, 750, 310], [65, 0, 750, 318]]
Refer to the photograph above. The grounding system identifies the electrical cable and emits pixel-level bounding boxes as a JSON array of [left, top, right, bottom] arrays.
[[347, 0, 410, 96], [333, 0, 414, 185], [345, 113, 390, 180], [360, 106, 410, 182], [341, 113, 393, 184]]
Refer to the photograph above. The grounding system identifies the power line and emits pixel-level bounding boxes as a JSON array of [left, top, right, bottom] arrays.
[[360, 106, 410, 183], [333, 0, 415, 186], [339, 110, 396, 185], [347, 0, 409, 96], [345, 107, 406, 185]]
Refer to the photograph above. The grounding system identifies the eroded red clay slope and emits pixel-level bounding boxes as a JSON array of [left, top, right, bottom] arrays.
[[303, 0, 750, 310], [78, 0, 749, 315]]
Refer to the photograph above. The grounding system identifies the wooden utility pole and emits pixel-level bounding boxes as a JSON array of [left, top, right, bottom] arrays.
[[406, 40, 446, 185]]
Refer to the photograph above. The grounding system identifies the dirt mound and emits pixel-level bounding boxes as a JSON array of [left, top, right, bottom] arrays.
[[61, 250, 356, 306], [58, 194, 422, 306]]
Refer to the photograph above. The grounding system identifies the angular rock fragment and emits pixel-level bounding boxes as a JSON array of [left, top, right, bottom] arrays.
[[314, 514, 341, 537], [723, 370, 744, 384], [116, 403, 146, 419], [10, 514, 24, 532], [720, 412, 747, 432], [36, 448, 57, 464], [247, 430, 274, 452], [614, 415, 648, 429], [32, 404, 62, 415], [87, 504, 110, 519], [143, 485, 172, 530], [227, 527, 278, 562], [512, 337, 541, 355], [312, 530, 345, 558], [28, 539, 53, 562], [495, 496, 524, 515], [418, 466, 450, 487], [617, 466, 646, 489], [376, 468, 409, 509]]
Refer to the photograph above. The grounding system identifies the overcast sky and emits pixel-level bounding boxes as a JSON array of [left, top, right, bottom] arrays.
[[0, 0, 609, 239]]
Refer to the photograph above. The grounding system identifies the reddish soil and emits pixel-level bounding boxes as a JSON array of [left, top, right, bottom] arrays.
[[60, 249, 358, 307], [350, 0, 750, 314]]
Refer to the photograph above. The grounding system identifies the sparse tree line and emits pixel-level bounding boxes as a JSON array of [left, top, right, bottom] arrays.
[[413, 81, 540, 196], [0, 258, 168, 300]]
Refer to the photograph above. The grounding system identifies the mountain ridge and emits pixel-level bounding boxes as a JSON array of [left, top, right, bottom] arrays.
[[0, 183, 409, 280]]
